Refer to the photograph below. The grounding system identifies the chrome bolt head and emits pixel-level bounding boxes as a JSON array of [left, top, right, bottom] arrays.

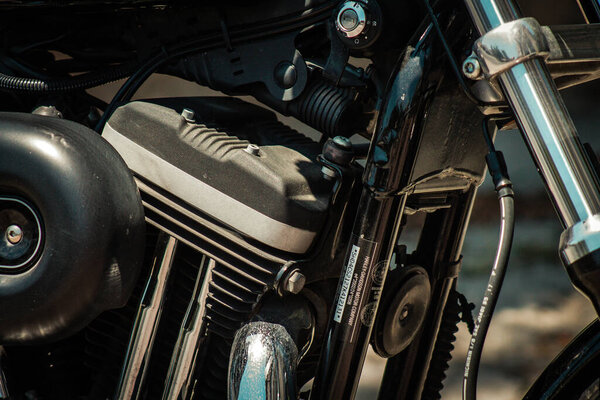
[[283, 270, 306, 294], [6, 225, 23, 244], [462, 56, 482, 80], [181, 108, 195, 123]]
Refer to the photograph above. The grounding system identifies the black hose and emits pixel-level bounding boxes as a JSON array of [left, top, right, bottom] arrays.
[[0, 63, 136, 92], [462, 118, 515, 400]]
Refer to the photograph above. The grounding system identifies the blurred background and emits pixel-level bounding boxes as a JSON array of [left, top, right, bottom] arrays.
[[90, 74, 600, 400]]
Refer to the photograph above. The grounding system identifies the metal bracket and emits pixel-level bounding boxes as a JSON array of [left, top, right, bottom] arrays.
[[463, 17, 550, 79]]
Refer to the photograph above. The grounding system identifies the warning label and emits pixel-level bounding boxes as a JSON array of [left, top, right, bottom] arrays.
[[332, 236, 378, 342], [334, 244, 360, 323]]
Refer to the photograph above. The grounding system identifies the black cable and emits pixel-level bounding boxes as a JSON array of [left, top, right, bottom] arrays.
[[462, 117, 515, 400], [421, 0, 504, 108], [94, 3, 335, 133], [0, 62, 136, 93]]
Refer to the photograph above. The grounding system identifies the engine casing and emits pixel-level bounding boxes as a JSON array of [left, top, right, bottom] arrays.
[[103, 97, 332, 254]]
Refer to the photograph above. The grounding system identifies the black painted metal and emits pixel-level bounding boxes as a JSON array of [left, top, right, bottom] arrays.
[[310, 20, 444, 400], [378, 189, 478, 400], [309, 190, 405, 399]]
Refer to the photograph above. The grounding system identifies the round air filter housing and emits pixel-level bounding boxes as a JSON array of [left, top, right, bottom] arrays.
[[0, 112, 145, 344]]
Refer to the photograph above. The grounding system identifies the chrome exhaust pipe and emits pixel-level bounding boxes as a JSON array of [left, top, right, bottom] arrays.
[[228, 322, 298, 400]]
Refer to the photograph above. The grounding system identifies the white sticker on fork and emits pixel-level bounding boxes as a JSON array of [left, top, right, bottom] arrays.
[[334, 245, 360, 323]]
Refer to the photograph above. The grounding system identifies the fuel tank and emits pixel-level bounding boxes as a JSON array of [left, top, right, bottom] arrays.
[[0, 113, 145, 344]]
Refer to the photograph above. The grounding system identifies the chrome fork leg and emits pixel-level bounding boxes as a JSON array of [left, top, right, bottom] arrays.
[[228, 322, 298, 400], [464, 0, 600, 313]]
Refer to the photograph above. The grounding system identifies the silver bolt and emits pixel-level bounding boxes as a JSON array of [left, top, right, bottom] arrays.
[[283, 270, 306, 294], [6, 225, 23, 244], [181, 108, 195, 123], [462, 56, 482, 80], [244, 144, 260, 156]]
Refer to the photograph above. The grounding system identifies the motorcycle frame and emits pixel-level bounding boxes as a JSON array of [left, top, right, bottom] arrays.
[[309, 0, 600, 398]]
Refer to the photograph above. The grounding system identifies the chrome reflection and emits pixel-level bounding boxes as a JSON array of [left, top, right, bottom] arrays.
[[228, 322, 298, 400], [0, 352, 8, 400], [464, 0, 600, 264], [162, 257, 214, 400], [115, 234, 178, 400]]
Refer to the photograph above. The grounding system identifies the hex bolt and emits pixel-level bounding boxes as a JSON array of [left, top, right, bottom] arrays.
[[283, 270, 306, 294], [244, 144, 260, 156], [462, 56, 482, 80], [6, 225, 23, 245], [181, 108, 195, 123]]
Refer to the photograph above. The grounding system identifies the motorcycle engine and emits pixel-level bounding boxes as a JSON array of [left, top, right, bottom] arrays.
[[93, 97, 340, 399], [102, 97, 333, 255]]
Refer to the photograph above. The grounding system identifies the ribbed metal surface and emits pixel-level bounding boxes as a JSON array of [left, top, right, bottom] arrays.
[[135, 177, 294, 339], [133, 176, 301, 398], [145, 245, 203, 399]]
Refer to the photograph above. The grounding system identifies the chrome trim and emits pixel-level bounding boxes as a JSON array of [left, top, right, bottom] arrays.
[[466, 18, 549, 79], [336, 2, 367, 38], [103, 123, 316, 254], [560, 215, 600, 265], [228, 322, 298, 400], [0, 196, 43, 270], [464, 0, 600, 264], [162, 258, 214, 400], [115, 234, 178, 400]]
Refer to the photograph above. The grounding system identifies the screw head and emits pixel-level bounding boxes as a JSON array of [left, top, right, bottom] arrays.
[[181, 108, 195, 123], [244, 144, 260, 156], [462, 57, 481, 80], [283, 270, 306, 294], [6, 225, 23, 244]]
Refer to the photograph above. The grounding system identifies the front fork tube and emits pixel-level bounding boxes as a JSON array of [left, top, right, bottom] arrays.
[[464, 0, 600, 314], [310, 192, 407, 399]]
